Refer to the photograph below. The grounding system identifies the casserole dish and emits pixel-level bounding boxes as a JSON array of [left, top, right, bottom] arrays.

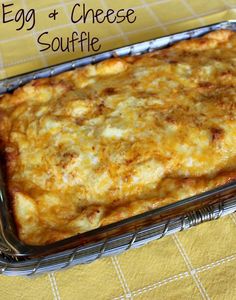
[[0, 20, 236, 276]]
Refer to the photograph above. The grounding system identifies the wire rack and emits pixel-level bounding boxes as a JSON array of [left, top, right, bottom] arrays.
[[0, 197, 235, 276]]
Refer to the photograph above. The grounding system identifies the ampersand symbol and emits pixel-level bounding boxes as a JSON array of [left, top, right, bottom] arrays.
[[49, 9, 59, 20]]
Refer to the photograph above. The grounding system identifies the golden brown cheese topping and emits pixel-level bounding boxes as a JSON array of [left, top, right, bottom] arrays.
[[0, 29, 236, 245]]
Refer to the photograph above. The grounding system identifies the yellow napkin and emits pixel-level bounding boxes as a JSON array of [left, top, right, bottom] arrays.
[[1, 215, 236, 299], [0, 0, 236, 79], [0, 1, 236, 299]]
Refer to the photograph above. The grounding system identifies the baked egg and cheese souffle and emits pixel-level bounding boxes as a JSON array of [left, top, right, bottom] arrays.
[[0, 30, 236, 245]]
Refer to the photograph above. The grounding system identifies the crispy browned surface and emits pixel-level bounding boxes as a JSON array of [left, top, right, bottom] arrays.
[[0, 30, 236, 245]]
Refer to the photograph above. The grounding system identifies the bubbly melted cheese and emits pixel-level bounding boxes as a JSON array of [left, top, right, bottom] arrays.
[[0, 30, 236, 245]]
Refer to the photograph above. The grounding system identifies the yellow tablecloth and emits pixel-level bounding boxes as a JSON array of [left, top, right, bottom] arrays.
[[1, 0, 236, 299]]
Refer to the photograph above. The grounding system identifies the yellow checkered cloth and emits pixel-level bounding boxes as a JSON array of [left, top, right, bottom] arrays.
[[1, 0, 236, 299]]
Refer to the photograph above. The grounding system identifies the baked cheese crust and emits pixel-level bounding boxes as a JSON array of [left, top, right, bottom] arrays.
[[0, 29, 236, 245]]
